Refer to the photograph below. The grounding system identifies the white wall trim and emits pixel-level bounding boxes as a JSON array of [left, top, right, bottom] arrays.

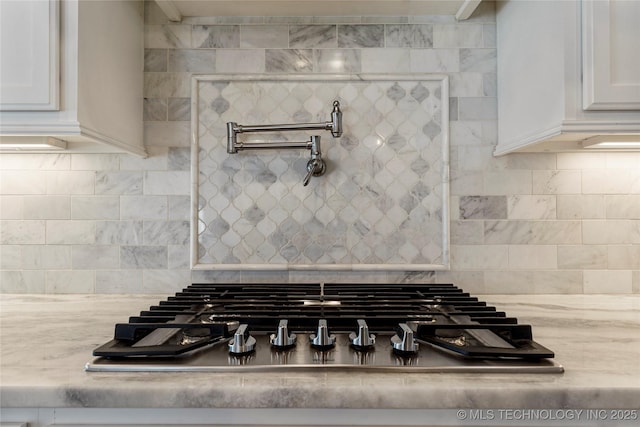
[[190, 73, 450, 272]]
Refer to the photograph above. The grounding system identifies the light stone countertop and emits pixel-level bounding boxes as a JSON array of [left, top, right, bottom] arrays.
[[0, 294, 639, 409]]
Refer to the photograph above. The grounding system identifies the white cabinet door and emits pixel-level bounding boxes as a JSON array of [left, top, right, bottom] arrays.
[[582, 0, 640, 110], [0, 0, 59, 111]]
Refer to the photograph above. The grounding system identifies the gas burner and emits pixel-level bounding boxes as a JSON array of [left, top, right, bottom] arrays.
[[179, 327, 212, 345], [435, 328, 465, 339], [200, 315, 239, 326], [439, 335, 467, 347], [303, 300, 341, 306]]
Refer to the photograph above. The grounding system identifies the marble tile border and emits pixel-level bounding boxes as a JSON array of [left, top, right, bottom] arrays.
[[191, 74, 450, 271]]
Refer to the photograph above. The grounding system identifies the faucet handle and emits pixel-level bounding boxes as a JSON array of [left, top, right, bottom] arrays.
[[303, 162, 315, 186], [303, 135, 326, 186], [303, 159, 322, 186]]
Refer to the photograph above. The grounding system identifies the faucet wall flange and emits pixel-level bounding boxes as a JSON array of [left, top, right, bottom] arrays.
[[227, 122, 238, 154]]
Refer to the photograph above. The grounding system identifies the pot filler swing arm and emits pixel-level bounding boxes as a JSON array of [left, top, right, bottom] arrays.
[[226, 101, 343, 186]]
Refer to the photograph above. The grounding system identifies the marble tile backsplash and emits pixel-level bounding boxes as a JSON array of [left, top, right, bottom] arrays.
[[194, 76, 448, 269], [0, 1, 638, 294]]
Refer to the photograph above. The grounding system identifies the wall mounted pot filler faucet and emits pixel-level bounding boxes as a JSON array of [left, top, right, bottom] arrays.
[[226, 101, 343, 186]]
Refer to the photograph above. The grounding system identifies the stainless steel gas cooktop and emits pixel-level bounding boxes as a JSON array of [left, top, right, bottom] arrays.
[[86, 283, 563, 373]]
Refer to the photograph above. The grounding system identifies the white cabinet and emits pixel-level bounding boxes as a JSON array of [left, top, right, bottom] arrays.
[[582, 0, 640, 110], [495, 0, 640, 155], [0, 0, 145, 156], [0, 0, 59, 111]]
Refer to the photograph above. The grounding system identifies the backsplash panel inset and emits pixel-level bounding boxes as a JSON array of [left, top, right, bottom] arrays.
[[193, 75, 449, 270]]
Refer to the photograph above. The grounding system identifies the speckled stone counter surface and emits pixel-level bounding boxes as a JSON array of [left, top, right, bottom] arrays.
[[1, 294, 638, 409]]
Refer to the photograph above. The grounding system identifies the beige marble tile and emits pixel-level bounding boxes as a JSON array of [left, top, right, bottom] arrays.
[[144, 48, 167, 72], [0, 196, 23, 219], [608, 245, 640, 270], [23, 196, 70, 220], [605, 195, 640, 218], [215, 49, 265, 73], [0, 153, 69, 170], [508, 245, 558, 270], [583, 220, 640, 244], [0, 220, 45, 244], [584, 270, 632, 294], [484, 270, 583, 293], [45, 221, 95, 245], [71, 196, 119, 220], [458, 97, 497, 120], [96, 172, 143, 195], [71, 154, 120, 171], [483, 170, 531, 195], [71, 245, 119, 270], [144, 122, 191, 147], [192, 25, 240, 48], [144, 24, 191, 48], [142, 269, 191, 293], [483, 24, 496, 48], [17, 245, 72, 270], [121, 246, 168, 269], [313, 49, 361, 73], [144, 72, 191, 98], [507, 195, 556, 220], [45, 171, 95, 195], [290, 25, 337, 48], [532, 170, 581, 194], [410, 48, 459, 72], [168, 49, 216, 72], [1, 171, 47, 195], [557, 195, 606, 219], [120, 147, 169, 170], [0, 245, 21, 269], [583, 170, 639, 194], [558, 245, 608, 270], [0, 271, 45, 292], [433, 24, 483, 48], [451, 244, 509, 270], [95, 270, 143, 293], [449, 73, 484, 97], [240, 25, 288, 48], [144, 98, 167, 121], [338, 25, 384, 48], [120, 196, 168, 220], [45, 270, 95, 293], [360, 48, 410, 73], [556, 152, 606, 169], [143, 171, 190, 195], [385, 24, 432, 48], [485, 220, 582, 245]]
